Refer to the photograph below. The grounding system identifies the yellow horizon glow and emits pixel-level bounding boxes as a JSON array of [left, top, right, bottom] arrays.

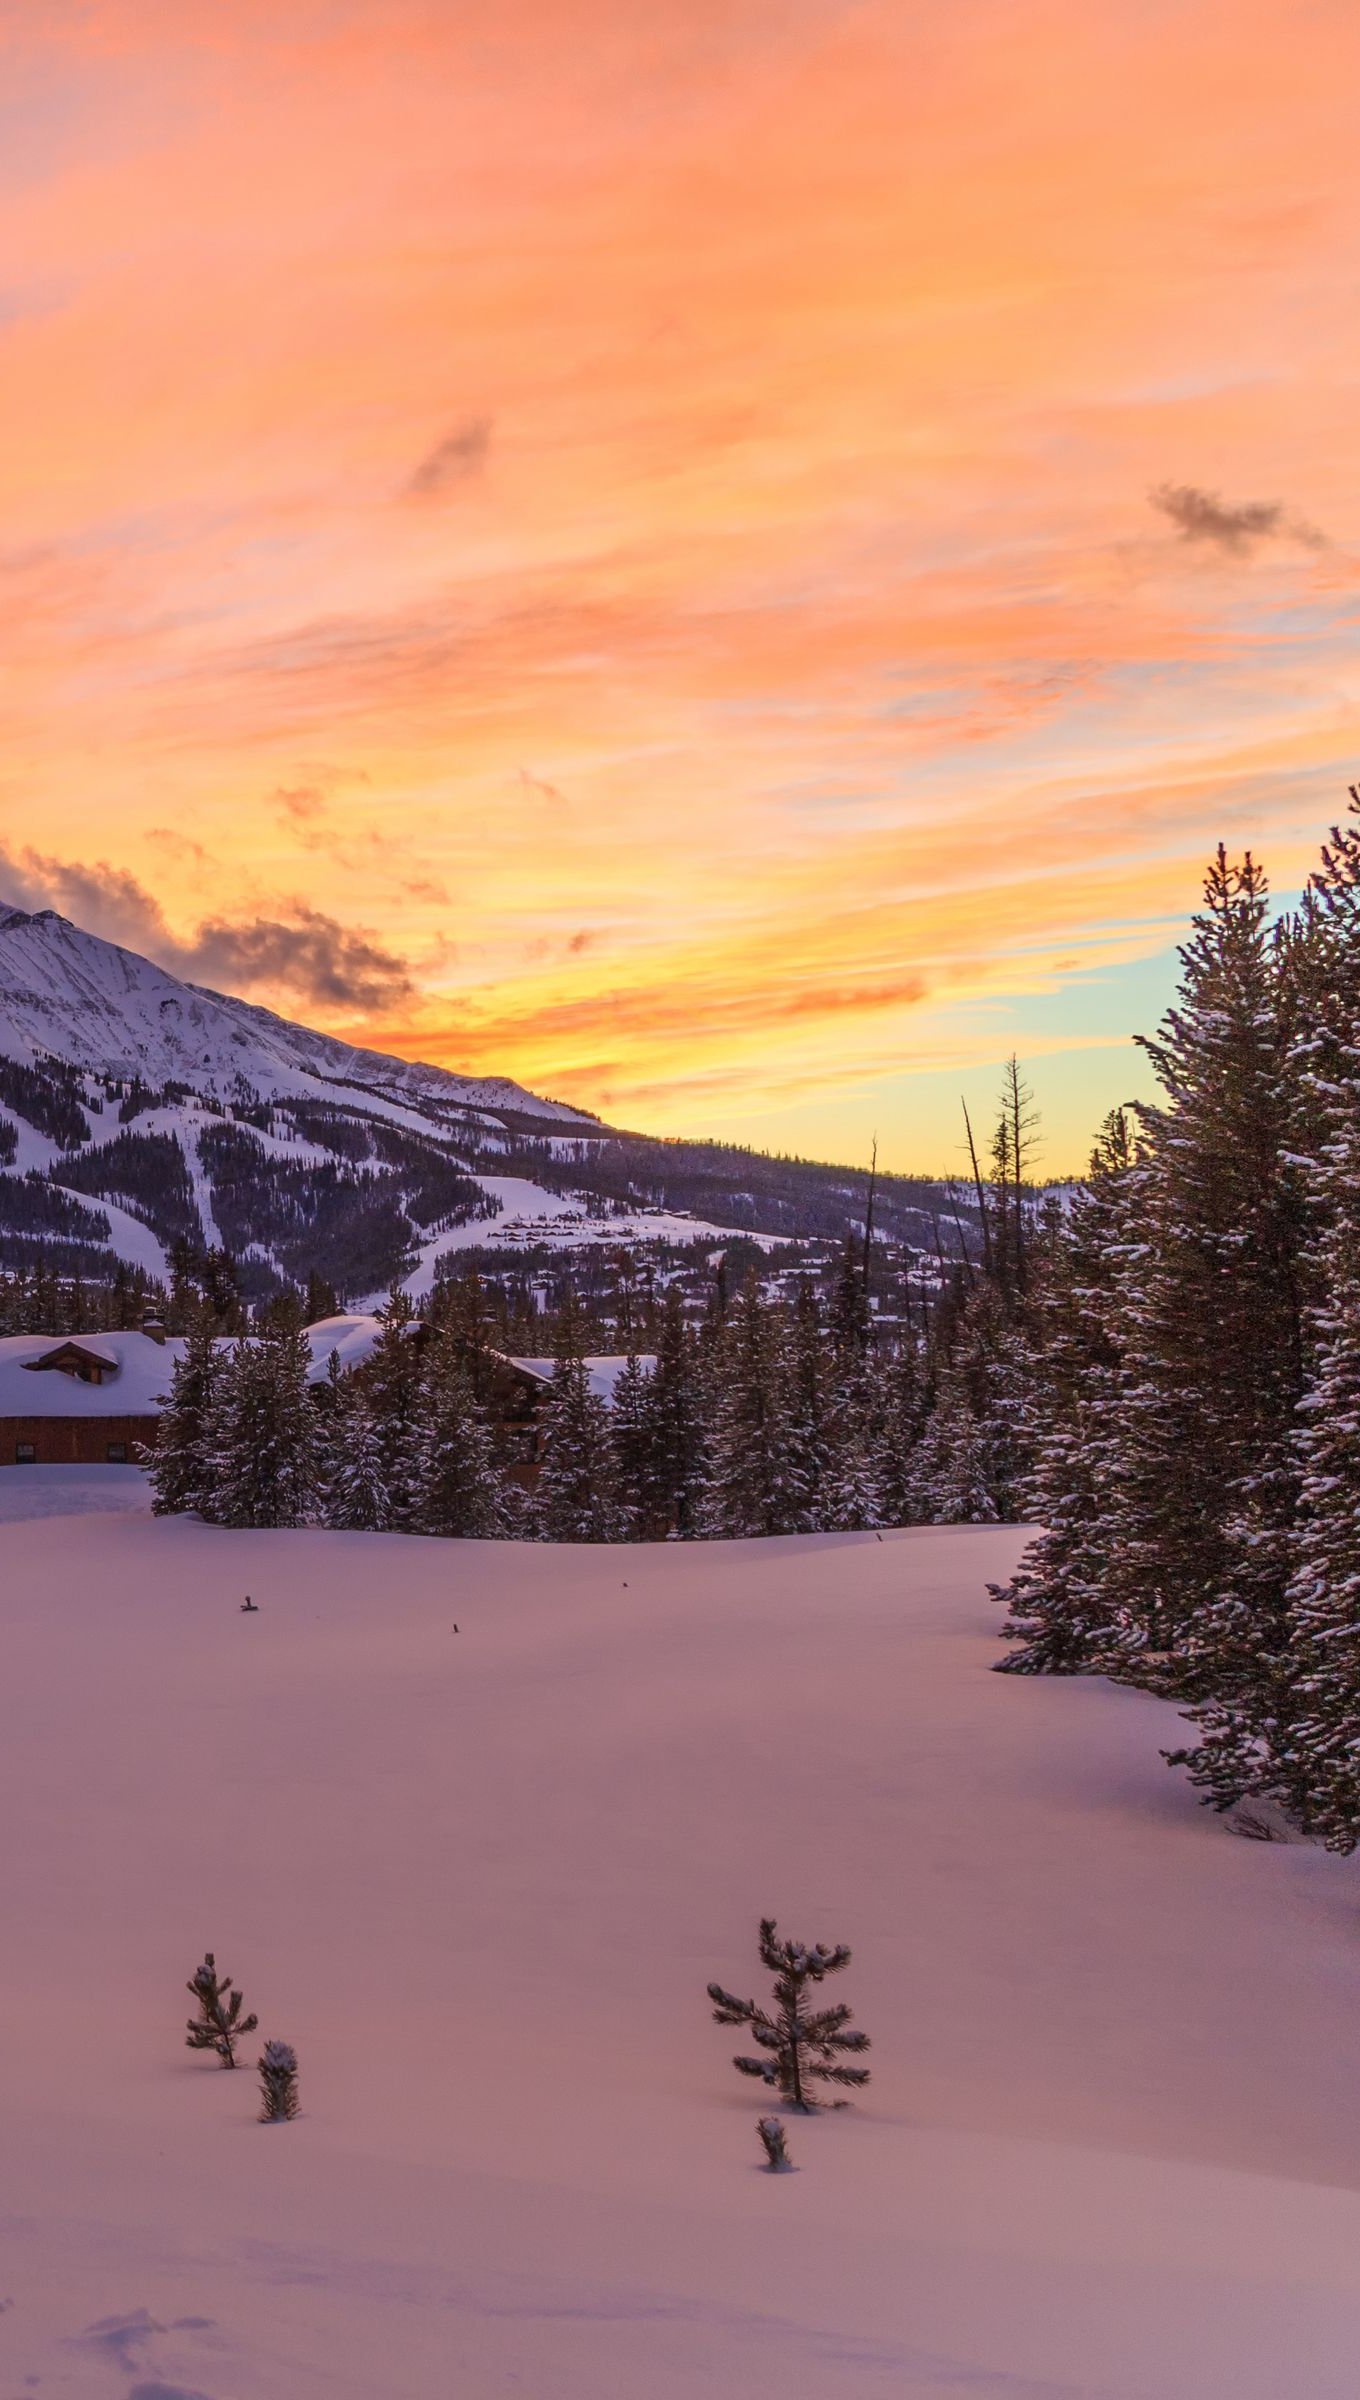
[[1, 1, 1358, 1173]]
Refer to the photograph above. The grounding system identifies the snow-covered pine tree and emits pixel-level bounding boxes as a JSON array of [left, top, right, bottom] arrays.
[[993, 1108, 1143, 1673], [910, 1275, 1031, 1524], [1102, 851, 1304, 1742], [701, 1280, 802, 1537], [708, 1919, 871, 2110], [204, 1320, 320, 1530], [1254, 797, 1360, 1844], [874, 1331, 930, 1527], [186, 1952, 258, 2069], [608, 1349, 654, 1537], [822, 1367, 887, 1530], [319, 1353, 394, 1531], [411, 1323, 506, 1537], [145, 1312, 224, 1516], [358, 1289, 425, 1528], [646, 1288, 709, 1537], [257, 2038, 300, 2122], [781, 1278, 833, 1532], [536, 1305, 619, 1541]]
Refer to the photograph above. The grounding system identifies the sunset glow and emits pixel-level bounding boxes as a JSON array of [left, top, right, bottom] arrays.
[[3, 0, 1358, 1168]]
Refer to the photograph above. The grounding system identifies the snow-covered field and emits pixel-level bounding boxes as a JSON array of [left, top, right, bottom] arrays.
[[4, 1515, 1360, 2398], [0, 1462, 152, 1523]]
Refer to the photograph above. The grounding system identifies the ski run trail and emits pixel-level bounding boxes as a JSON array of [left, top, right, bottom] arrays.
[[3, 1511, 1360, 2398]]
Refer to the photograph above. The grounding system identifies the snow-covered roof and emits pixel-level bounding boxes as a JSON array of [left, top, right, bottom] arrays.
[[0, 1313, 399, 1417], [505, 1355, 657, 1405], [302, 1313, 390, 1381], [0, 1330, 186, 1417]]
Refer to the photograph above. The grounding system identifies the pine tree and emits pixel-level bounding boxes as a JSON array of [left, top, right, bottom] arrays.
[[646, 1288, 708, 1537], [993, 1110, 1141, 1673], [781, 1279, 833, 1532], [358, 1289, 425, 1527], [608, 1350, 654, 1537], [257, 2038, 300, 2122], [1258, 799, 1360, 1844], [708, 1919, 871, 2111], [186, 1952, 258, 2069], [145, 1313, 223, 1516], [1109, 852, 1304, 1739], [411, 1326, 506, 1537], [875, 1333, 930, 1527], [205, 1321, 321, 1530], [701, 1281, 801, 1537], [536, 1306, 619, 1541], [320, 1355, 393, 1531], [822, 1351, 887, 1531], [911, 1278, 1030, 1524]]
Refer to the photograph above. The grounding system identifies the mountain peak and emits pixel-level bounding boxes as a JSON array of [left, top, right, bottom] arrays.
[[0, 900, 592, 1123]]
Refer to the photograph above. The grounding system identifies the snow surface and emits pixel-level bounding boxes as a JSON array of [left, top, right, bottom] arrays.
[[0, 1461, 151, 1521], [3, 1517, 1360, 2397]]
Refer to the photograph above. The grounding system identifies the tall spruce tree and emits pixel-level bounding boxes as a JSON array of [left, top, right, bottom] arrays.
[[608, 1350, 654, 1537], [320, 1354, 394, 1531], [536, 1303, 619, 1541], [993, 1110, 1141, 1672], [1257, 799, 1360, 1843], [146, 1312, 224, 1516], [411, 1324, 506, 1537], [359, 1290, 425, 1527], [701, 1279, 802, 1537], [646, 1288, 709, 1537], [205, 1320, 320, 1530], [1106, 852, 1304, 1732]]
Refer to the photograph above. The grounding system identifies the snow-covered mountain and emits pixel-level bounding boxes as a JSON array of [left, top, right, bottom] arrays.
[[0, 902, 964, 1303], [0, 904, 590, 1122], [0, 904, 796, 1301]]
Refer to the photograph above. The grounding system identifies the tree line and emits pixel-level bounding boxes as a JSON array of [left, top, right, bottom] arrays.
[[994, 789, 1360, 1854], [144, 1194, 1039, 1543]]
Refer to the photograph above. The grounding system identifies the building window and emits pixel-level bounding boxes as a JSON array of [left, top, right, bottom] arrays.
[[15, 1443, 36, 1464], [107, 1442, 128, 1464]]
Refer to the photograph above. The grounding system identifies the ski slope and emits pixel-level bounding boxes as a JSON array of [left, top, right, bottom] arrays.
[[3, 1516, 1360, 2397]]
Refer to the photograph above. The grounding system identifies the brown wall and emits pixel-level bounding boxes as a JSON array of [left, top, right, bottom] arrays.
[[0, 1417, 159, 1466]]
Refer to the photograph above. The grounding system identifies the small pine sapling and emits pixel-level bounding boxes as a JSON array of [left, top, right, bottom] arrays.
[[185, 1951, 258, 2069], [708, 1918, 871, 2111], [757, 2115, 792, 2171], [257, 2039, 300, 2122]]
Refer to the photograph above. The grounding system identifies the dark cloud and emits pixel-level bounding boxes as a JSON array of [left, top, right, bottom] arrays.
[[0, 844, 412, 1012], [1149, 482, 1327, 555], [406, 416, 492, 500], [188, 907, 413, 1011]]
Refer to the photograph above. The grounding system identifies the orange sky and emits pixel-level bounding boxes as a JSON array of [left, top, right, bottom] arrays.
[[2, 0, 1358, 1171]]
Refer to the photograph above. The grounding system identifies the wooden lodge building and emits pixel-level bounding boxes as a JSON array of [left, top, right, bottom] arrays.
[[0, 1316, 652, 1476], [0, 1325, 178, 1465]]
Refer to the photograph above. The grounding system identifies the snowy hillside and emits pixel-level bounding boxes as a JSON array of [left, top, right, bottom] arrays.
[[2, 1514, 1359, 2398], [0, 902, 971, 1300]]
